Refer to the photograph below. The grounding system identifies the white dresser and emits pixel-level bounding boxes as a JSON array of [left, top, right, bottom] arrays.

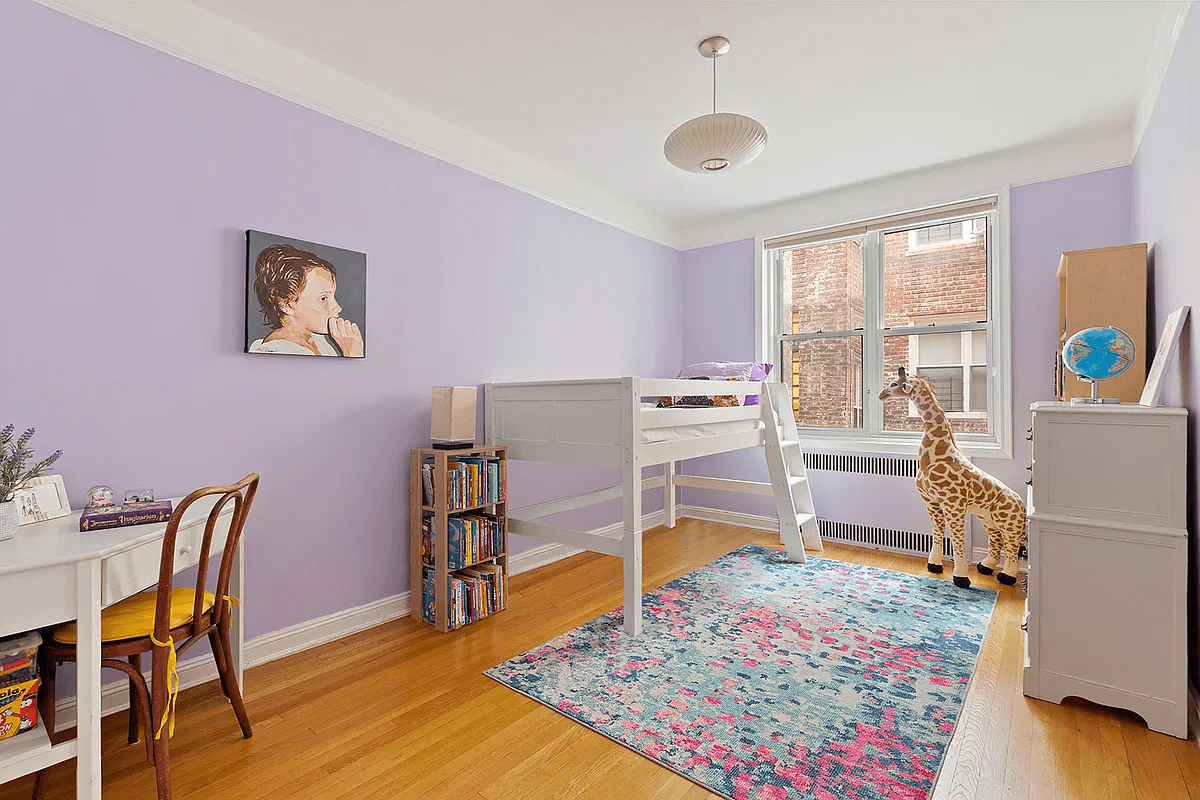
[[1023, 401, 1188, 737]]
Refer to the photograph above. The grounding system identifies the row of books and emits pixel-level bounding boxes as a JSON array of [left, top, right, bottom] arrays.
[[420, 457, 506, 510], [420, 513, 505, 570], [420, 565, 506, 630]]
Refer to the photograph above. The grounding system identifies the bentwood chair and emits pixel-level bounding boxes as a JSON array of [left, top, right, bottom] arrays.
[[34, 474, 259, 800]]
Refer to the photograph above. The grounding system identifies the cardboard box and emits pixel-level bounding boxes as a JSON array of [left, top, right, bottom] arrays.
[[0, 677, 38, 740]]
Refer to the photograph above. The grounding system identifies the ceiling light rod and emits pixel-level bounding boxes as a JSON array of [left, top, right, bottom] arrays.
[[701, 35, 729, 116]]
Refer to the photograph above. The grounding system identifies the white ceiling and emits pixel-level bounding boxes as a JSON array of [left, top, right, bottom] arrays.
[[44, 1, 1188, 245], [189, 0, 1174, 222]]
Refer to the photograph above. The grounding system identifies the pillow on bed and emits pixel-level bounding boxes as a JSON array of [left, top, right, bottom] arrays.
[[744, 363, 773, 406]]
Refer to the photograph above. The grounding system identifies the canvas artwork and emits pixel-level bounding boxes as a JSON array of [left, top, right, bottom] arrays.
[[245, 231, 367, 358], [1140, 305, 1190, 407]]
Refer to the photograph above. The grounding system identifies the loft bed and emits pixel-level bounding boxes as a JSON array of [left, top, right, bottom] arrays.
[[483, 377, 823, 635]]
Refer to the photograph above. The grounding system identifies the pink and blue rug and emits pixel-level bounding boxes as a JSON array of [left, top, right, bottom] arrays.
[[486, 545, 997, 800]]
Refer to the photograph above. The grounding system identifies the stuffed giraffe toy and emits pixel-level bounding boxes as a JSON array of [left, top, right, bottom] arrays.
[[879, 368, 1024, 587]]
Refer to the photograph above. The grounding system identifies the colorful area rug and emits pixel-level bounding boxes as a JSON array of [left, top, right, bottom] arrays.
[[485, 545, 997, 800]]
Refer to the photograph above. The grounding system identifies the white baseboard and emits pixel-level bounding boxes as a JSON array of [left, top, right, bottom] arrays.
[[678, 505, 780, 533], [51, 510, 665, 730]]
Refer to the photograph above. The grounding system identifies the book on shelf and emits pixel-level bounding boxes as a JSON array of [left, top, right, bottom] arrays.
[[444, 456, 506, 511], [79, 501, 174, 532], [421, 512, 505, 571], [420, 564, 506, 629], [421, 464, 434, 507]]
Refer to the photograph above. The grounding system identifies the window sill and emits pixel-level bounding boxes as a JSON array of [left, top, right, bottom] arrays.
[[795, 432, 1012, 461]]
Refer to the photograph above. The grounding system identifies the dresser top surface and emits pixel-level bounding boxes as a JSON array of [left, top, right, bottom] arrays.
[[1030, 401, 1187, 417]]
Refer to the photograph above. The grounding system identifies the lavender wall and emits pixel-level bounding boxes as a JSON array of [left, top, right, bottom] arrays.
[[679, 168, 1134, 542], [0, 1, 682, 640], [1132, 9, 1200, 687]]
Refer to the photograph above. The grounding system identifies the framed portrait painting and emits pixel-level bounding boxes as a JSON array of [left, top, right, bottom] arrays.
[[245, 231, 367, 358]]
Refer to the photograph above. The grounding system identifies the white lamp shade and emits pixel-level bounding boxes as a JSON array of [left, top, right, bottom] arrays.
[[431, 386, 477, 442], [664, 112, 768, 173]]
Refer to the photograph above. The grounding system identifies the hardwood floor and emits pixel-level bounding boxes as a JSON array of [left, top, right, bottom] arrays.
[[4, 518, 1198, 799]]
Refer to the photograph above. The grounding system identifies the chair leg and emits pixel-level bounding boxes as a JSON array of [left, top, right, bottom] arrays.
[[207, 629, 231, 700], [215, 618, 252, 739], [31, 651, 57, 800], [150, 647, 172, 800], [31, 767, 48, 800], [128, 653, 142, 745]]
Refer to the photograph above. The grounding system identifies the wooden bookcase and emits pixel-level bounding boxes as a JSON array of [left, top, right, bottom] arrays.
[[1055, 243, 1147, 402], [409, 445, 508, 632]]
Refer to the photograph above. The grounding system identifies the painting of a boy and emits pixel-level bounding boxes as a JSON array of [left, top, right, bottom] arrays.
[[245, 231, 367, 357]]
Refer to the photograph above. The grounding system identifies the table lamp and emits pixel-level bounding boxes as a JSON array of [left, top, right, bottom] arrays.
[[430, 386, 477, 449]]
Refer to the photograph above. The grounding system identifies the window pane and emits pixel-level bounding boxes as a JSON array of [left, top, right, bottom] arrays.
[[883, 333, 989, 435], [783, 336, 863, 428], [778, 238, 864, 335], [970, 366, 988, 412], [884, 216, 988, 327], [916, 332, 961, 366]]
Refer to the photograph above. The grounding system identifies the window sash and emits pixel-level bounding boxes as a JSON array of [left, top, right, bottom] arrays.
[[770, 200, 1000, 444]]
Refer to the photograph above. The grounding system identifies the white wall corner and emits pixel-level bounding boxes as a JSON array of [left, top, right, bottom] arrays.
[[34, 0, 683, 250], [1133, 1, 1193, 157]]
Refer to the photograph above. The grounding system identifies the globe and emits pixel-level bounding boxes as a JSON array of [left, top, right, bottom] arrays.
[[1062, 326, 1136, 383]]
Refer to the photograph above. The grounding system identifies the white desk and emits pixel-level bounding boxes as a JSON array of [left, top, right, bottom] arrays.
[[0, 496, 242, 797]]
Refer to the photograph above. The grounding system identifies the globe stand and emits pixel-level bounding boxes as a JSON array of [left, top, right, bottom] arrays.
[[1069, 377, 1121, 404]]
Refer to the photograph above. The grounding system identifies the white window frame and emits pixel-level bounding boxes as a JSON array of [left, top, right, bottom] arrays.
[[756, 191, 1013, 459]]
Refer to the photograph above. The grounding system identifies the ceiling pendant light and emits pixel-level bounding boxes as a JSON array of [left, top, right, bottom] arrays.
[[664, 36, 767, 174]]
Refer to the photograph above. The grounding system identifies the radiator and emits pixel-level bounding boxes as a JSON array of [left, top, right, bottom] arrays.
[[805, 452, 951, 557]]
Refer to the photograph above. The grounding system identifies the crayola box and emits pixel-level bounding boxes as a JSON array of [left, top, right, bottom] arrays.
[[0, 678, 39, 740]]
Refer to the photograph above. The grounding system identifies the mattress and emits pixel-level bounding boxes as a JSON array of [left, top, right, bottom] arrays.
[[638, 404, 764, 445]]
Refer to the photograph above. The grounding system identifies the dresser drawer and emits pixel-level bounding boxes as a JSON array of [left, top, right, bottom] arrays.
[[100, 510, 233, 607], [1031, 408, 1186, 529]]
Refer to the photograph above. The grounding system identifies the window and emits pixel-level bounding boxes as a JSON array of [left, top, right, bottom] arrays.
[[763, 196, 1010, 453]]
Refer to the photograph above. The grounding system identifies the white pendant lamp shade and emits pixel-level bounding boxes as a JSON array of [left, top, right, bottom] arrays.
[[664, 36, 766, 174], [664, 112, 768, 173]]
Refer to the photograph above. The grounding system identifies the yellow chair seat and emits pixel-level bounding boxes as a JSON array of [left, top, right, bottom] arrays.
[[53, 589, 218, 644]]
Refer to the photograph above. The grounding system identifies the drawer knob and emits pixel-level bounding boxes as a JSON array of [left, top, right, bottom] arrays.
[[179, 545, 193, 556]]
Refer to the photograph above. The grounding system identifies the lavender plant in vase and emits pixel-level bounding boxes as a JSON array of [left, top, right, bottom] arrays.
[[1, 425, 63, 540]]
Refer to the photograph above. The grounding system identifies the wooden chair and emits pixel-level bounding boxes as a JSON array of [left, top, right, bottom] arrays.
[[34, 475, 259, 800]]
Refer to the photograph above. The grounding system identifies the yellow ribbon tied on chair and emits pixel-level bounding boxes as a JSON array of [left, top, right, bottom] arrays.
[[149, 632, 179, 740], [148, 595, 241, 740]]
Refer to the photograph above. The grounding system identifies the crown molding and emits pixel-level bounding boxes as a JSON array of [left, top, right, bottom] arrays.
[[35, 0, 683, 249], [1134, 1, 1193, 157], [678, 121, 1134, 251]]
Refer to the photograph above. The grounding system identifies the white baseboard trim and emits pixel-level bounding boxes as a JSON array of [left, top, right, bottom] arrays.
[[679, 505, 780, 533], [51, 510, 665, 730]]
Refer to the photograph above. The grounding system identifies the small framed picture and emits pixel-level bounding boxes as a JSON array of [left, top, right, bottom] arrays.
[[14, 475, 71, 525], [1140, 305, 1190, 407]]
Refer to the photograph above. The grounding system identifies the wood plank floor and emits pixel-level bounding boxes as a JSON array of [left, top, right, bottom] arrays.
[[4, 518, 1198, 799]]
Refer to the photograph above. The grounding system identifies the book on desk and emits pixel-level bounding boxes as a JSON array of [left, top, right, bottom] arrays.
[[79, 501, 174, 532]]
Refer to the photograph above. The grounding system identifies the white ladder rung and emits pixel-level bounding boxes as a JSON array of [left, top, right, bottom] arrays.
[[788, 476, 807, 489], [796, 512, 817, 527], [781, 440, 802, 451]]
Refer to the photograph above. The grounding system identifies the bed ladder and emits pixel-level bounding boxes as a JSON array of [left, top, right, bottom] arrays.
[[761, 383, 824, 561]]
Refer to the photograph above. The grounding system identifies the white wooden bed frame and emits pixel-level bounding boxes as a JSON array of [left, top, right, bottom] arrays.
[[484, 377, 823, 635]]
